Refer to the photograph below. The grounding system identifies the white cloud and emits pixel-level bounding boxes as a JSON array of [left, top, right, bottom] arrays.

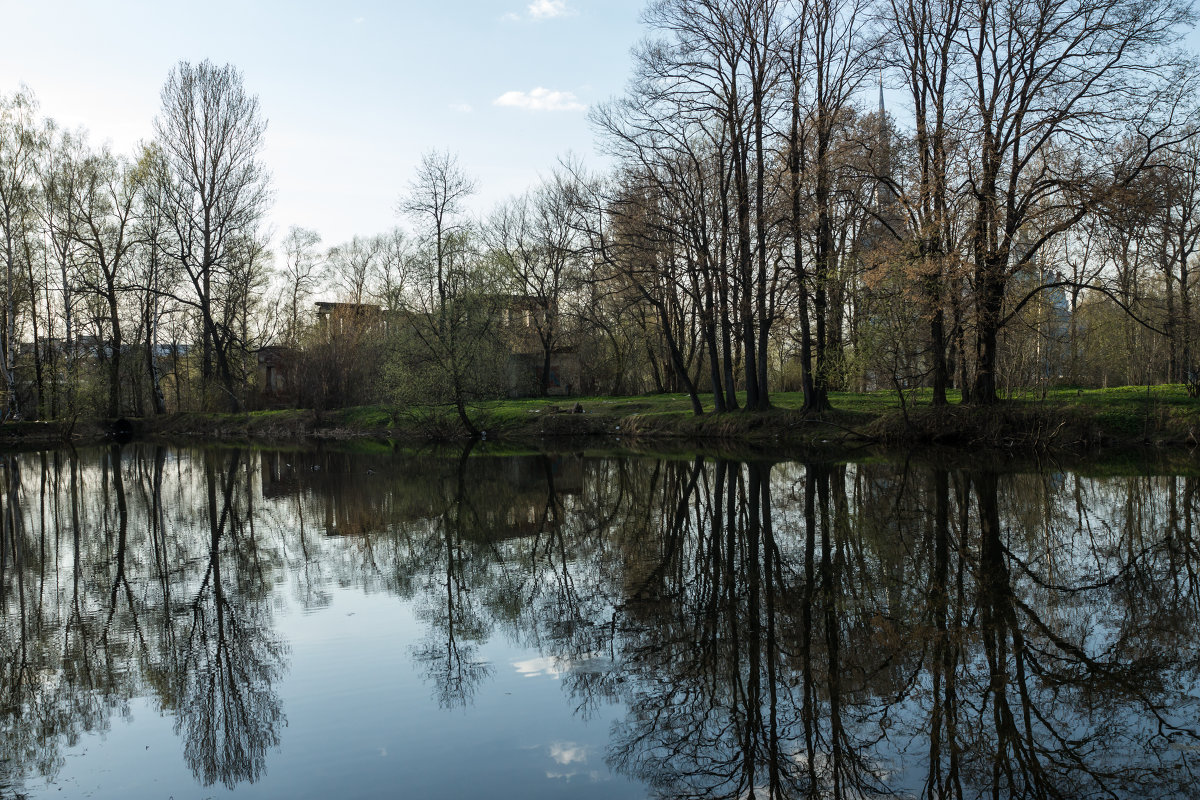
[[493, 87, 585, 112], [545, 743, 603, 783], [512, 655, 570, 677], [352, 16, 365, 23], [549, 742, 589, 765], [528, 0, 572, 19], [448, 103, 473, 114], [545, 770, 603, 782]]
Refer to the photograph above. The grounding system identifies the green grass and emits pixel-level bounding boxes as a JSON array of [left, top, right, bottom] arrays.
[[468, 394, 705, 430], [315, 385, 1199, 428], [330, 405, 394, 428], [1007, 385, 1195, 438], [478, 389, 956, 419], [120, 383, 1200, 452]]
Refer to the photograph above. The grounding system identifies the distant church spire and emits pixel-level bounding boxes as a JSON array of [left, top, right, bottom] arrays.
[[878, 70, 885, 115]]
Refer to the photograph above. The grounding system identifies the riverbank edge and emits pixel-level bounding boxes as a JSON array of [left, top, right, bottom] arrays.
[[2, 396, 1197, 455]]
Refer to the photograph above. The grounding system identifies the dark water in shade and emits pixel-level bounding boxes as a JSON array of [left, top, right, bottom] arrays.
[[1, 445, 1198, 799]]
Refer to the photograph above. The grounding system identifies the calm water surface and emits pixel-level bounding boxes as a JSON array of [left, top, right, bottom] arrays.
[[1, 445, 1198, 799]]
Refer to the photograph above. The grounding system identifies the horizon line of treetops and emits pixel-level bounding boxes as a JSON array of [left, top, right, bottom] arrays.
[[2, 0, 1199, 430]]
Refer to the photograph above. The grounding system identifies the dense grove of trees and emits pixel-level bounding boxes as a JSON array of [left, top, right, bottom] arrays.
[[0, 0, 1198, 421], [0, 62, 272, 419]]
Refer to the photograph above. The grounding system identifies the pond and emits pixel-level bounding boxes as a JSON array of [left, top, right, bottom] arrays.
[[1, 445, 1198, 799]]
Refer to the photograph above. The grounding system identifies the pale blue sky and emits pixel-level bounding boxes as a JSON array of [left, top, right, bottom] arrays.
[[3, 1, 1197, 251], [0, 0, 645, 246]]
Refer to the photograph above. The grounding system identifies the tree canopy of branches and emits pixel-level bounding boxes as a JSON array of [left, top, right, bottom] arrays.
[[153, 60, 271, 412]]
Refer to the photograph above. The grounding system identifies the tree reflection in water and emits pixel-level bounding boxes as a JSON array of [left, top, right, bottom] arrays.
[[409, 443, 495, 708], [0, 446, 1198, 798], [596, 460, 1200, 799], [0, 446, 287, 793], [176, 450, 286, 788]]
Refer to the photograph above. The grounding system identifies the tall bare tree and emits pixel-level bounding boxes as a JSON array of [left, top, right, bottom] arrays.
[[69, 147, 140, 417], [398, 151, 499, 435], [958, 0, 1192, 402], [325, 234, 380, 306], [280, 226, 321, 346], [796, 0, 876, 411], [153, 60, 270, 411], [486, 174, 582, 397], [1157, 129, 1200, 381], [0, 89, 41, 419], [882, 0, 965, 405], [38, 124, 89, 417], [373, 227, 412, 311], [133, 143, 174, 415]]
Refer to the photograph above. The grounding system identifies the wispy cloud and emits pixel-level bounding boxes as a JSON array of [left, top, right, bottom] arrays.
[[503, 0, 574, 21], [448, 103, 473, 114], [528, 0, 572, 19], [352, 15, 365, 23], [512, 656, 570, 677], [493, 87, 585, 112], [549, 742, 589, 765]]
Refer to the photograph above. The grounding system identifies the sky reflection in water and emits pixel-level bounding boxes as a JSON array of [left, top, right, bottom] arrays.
[[1, 445, 1198, 799]]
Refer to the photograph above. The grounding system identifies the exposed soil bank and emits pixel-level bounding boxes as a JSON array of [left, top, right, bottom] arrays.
[[3, 393, 1198, 455]]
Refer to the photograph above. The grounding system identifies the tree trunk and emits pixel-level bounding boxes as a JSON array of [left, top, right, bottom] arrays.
[[655, 299, 704, 416], [107, 292, 122, 418], [453, 388, 478, 437], [717, 160, 740, 410], [704, 303, 727, 412], [731, 101, 761, 411], [751, 41, 771, 411], [24, 248, 44, 420], [4, 231, 18, 419], [929, 285, 948, 406], [971, 277, 1004, 404], [146, 295, 167, 415]]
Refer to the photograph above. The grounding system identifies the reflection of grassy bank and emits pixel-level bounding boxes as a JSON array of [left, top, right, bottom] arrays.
[[4, 385, 1200, 452]]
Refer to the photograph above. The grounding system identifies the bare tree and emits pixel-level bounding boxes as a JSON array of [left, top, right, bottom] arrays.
[[486, 174, 582, 397], [280, 226, 321, 346], [68, 147, 140, 417], [401, 150, 476, 314], [133, 142, 175, 415], [153, 60, 270, 411], [38, 123, 89, 417], [881, 0, 965, 405], [632, 0, 787, 411], [325, 234, 380, 306], [1157, 130, 1200, 382], [957, 0, 1192, 403], [373, 227, 411, 310], [794, 0, 877, 411], [0, 89, 41, 419], [398, 151, 499, 436]]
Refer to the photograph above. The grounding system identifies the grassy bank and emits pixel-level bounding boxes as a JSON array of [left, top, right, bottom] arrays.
[[4, 385, 1198, 453], [346, 384, 1200, 450]]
